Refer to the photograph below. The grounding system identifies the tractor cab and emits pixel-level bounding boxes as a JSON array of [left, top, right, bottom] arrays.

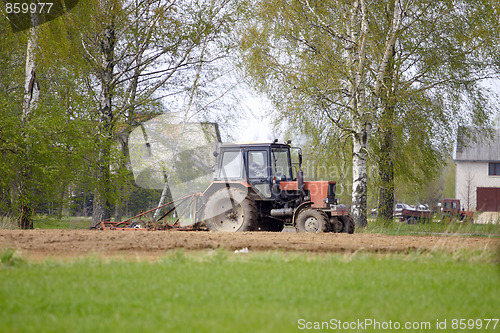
[[441, 199, 460, 215], [214, 141, 300, 200]]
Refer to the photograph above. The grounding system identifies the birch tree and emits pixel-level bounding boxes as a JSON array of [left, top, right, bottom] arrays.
[[64, 0, 237, 226], [372, 0, 499, 222], [240, 0, 499, 227], [240, 0, 405, 227], [0, 10, 94, 227], [15, 13, 41, 229]]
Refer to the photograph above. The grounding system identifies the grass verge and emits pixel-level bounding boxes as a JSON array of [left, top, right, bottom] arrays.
[[1, 215, 94, 230], [363, 218, 500, 237], [0, 249, 499, 332], [33, 216, 93, 229]]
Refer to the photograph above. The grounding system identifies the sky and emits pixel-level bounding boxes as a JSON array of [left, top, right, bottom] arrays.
[[234, 77, 500, 144], [236, 92, 276, 142]]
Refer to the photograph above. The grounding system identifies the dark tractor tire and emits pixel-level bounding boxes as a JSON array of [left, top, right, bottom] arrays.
[[295, 209, 327, 233], [130, 221, 145, 229], [204, 188, 257, 232], [406, 216, 418, 225], [328, 217, 343, 233], [339, 216, 355, 234], [256, 218, 285, 232]]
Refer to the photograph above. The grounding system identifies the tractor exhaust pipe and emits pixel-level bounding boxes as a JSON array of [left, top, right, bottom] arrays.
[[297, 150, 304, 194], [271, 208, 294, 217]]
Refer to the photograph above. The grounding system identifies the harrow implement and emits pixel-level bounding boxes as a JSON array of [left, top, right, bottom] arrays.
[[98, 193, 206, 231]]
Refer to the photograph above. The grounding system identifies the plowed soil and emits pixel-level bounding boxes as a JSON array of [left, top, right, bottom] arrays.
[[1, 229, 498, 260]]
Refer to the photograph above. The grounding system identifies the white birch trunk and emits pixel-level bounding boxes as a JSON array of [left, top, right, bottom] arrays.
[[23, 23, 39, 120], [346, 0, 370, 228], [18, 19, 39, 229], [351, 130, 369, 227], [347, 0, 402, 227]]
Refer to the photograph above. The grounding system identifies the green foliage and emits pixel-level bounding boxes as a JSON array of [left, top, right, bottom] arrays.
[[240, 0, 499, 219], [442, 159, 456, 199], [371, 0, 499, 205], [0, 249, 26, 268], [0, 11, 100, 224], [0, 216, 17, 229], [0, 0, 240, 225], [0, 251, 498, 332]]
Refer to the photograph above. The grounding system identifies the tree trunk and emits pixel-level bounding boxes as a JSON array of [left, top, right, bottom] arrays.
[[345, 0, 370, 228], [17, 169, 34, 229], [351, 129, 369, 227], [18, 19, 39, 229], [114, 39, 142, 222], [377, 123, 394, 225], [92, 139, 113, 225], [114, 130, 132, 222], [92, 22, 116, 227], [57, 184, 67, 219], [375, 1, 398, 225]]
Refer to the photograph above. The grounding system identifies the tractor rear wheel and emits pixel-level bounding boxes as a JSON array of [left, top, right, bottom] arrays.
[[204, 188, 257, 232], [295, 209, 327, 233]]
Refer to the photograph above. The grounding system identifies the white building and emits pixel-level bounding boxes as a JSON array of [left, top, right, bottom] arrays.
[[454, 128, 500, 212]]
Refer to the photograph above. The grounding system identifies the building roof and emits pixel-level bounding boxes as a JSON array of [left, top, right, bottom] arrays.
[[454, 127, 500, 162]]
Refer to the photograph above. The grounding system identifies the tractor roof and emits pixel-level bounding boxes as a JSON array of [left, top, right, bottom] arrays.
[[220, 141, 291, 149]]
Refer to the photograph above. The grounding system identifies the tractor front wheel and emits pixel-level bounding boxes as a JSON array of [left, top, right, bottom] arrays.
[[339, 216, 355, 234], [328, 217, 343, 233], [295, 209, 327, 233]]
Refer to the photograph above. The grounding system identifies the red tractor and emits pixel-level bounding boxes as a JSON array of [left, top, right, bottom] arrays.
[[440, 199, 474, 222], [99, 141, 354, 233], [202, 141, 354, 233]]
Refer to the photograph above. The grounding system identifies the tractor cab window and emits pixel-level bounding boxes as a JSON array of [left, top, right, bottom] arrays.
[[248, 150, 268, 178], [219, 150, 243, 179], [271, 148, 291, 180], [444, 201, 457, 209]]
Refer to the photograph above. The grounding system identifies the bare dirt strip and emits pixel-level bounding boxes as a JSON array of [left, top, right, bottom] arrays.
[[1, 229, 499, 260]]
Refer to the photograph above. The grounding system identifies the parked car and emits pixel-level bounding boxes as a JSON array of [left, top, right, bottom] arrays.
[[394, 203, 413, 218], [416, 203, 429, 211], [394, 203, 431, 224]]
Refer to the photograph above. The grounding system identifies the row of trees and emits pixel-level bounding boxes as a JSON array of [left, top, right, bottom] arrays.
[[0, 0, 498, 228], [240, 0, 499, 226], [1, 0, 241, 228]]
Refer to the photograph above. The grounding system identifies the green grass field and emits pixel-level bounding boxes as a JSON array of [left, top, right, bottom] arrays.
[[1, 250, 499, 332]]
